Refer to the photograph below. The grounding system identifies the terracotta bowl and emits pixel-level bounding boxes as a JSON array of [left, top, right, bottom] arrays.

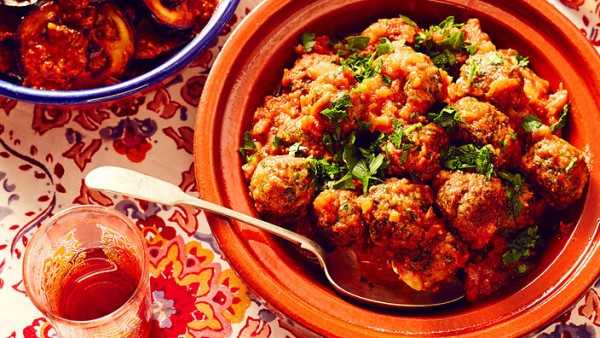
[[194, 0, 600, 336]]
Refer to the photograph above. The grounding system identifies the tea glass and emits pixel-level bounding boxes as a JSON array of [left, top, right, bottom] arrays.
[[22, 205, 151, 338]]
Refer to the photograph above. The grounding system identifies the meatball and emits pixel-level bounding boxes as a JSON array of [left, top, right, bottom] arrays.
[[465, 236, 511, 301], [435, 171, 512, 249], [453, 97, 521, 167], [313, 190, 364, 247], [382, 122, 448, 181], [249, 155, 316, 219], [282, 53, 341, 92], [462, 18, 496, 55], [353, 45, 450, 132], [358, 178, 443, 251], [391, 232, 469, 292], [361, 16, 420, 45], [521, 136, 589, 208], [450, 49, 524, 110], [379, 46, 450, 123], [519, 67, 570, 131]]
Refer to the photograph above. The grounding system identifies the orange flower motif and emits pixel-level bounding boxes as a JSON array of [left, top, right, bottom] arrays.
[[146, 233, 250, 338]]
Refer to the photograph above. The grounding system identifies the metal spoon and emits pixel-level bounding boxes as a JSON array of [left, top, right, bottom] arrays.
[[85, 166, 464, 308]]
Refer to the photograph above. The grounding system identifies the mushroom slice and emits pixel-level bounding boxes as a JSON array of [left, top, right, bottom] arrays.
[[85, 3, 135, 82], [143, 0, 210, 29], [134, 18, 191, 60]]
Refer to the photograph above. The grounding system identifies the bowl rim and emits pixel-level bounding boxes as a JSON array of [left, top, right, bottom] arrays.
[[0, 0, 240, 105], [195, 0, 600, 336]]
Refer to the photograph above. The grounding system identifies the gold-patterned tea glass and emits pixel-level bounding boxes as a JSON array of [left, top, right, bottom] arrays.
[[22, 205, 151, 338]]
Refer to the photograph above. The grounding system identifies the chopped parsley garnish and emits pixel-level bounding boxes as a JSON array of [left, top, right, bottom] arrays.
[[489, 52, 504, 65], [390, 120, 405, 149], [352, 153, 386, 194], [565, 157, 578, 173], [444, 29, 465, 50], [516, 54, 530, 67], [376, 37, 393, 56], [466, 59, 479, 85], [322, 133, 334, 153], [321, 93, 351, 122], [382, 75, 393, 85], [239, 132, 256, 161], [315, 129, 389, 193], [308, 158, 341, 182], [389, 121, 418, 164], [432, 49, 457, 68], [522, 115, 545, 132], [551, 104, 569, 132], [499, 171, 525, 218], [502, 226, 539, 273], [415, 16, 466, 70], [443, 144, 494, 178], [301, 32, 316, 52], [345, 35, 370, 51], [428, 105, 461, 130], [342, 53, 381, 82], [288, 142, 302, 157], [465, 43, 478, 55], [522, 105, 569, 133]]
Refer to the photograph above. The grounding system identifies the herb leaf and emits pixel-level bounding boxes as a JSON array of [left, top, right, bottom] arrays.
[[466, 59, 479, 85], [415, 16, 465, 70], [489, 52, 503, 65], [522, 115, 545, 132], [301, 33, 316, 52], [376, 37, 393, 56], [342, 53, 381, 82], [550, 104, 569, 132], [345, 35, 370, 51], [499, 171, 525, 218], [432, 49, 457, 68], [390, 120, 405, 149], [428, 105, 460, 130], [321, 93, 351, 122], [443, 144, 494, 178], [516, 54, 529, 67], [502, 226, 539, 272], [308, 158, 341, 183], [239, 132, 256, 160], [351, 154, 386, 194], [466, 43, 478, 55], [565, 157, 578, 173], [288, 142, 302, 157], [444, 30, 464, 50]]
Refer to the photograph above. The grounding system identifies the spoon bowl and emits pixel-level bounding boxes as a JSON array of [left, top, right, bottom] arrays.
[[85, 166, 464, 309]]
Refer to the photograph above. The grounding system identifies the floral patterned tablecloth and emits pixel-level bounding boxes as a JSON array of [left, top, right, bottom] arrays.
[[0, 1, 599, 337]]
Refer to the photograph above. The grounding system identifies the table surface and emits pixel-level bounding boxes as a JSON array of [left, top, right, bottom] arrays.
[[1, 0, 599, 337]]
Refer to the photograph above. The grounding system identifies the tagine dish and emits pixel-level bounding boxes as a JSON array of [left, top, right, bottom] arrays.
[[240, 15, 590, 302], [0, 0, 217, 90]]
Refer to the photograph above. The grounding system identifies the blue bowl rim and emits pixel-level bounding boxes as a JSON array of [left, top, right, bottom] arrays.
[[0, 0, 240, 105]]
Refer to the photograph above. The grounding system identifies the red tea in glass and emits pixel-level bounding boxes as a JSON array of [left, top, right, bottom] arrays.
[[57, 247, 140, 321], [23, 205, 151, 338]]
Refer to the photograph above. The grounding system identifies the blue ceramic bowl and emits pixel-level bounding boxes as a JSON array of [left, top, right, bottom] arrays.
[[0, 0, 239, 105]]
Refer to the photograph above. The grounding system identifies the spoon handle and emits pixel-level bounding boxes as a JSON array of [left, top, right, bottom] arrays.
[[85, 166, 325, 259]]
